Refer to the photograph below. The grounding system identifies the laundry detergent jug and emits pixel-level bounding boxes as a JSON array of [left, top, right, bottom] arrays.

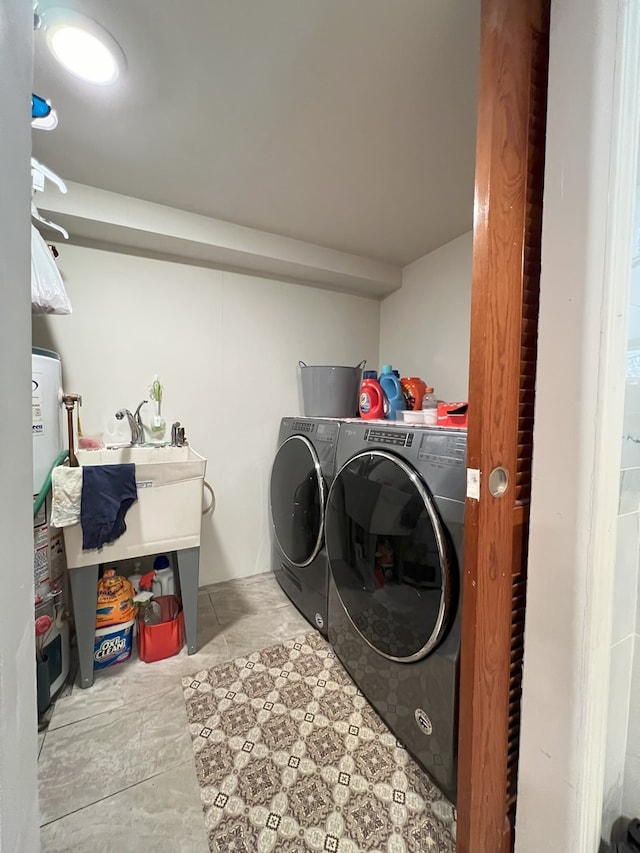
[[96, 569, 136, 628], [152, 555, 175, 597], [359, 371, 384, 420], [379, 365, 406, 420], [400, 376, 427, 411]]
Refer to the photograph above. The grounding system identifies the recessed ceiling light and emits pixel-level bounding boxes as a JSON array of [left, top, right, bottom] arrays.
[[43, 8, 126, 85]]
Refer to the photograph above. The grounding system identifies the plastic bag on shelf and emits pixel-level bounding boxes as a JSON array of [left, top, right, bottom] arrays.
[[31, 225, 72, 314]]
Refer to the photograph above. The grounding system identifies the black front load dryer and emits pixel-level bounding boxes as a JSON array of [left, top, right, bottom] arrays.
[[269, 417, 341, 635], [325, 421, 466, 803]]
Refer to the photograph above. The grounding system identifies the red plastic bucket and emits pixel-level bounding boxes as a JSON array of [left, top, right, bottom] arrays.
[[137, 595, 184, 663]]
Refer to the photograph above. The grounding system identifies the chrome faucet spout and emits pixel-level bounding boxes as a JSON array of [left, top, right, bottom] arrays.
[[134, 400, 148, 444], [115, 408, 137, 445], [115, 401, 147, 446]]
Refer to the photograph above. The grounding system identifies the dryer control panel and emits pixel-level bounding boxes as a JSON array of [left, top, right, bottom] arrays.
[[418, 432, 466, 467], [364, 427, 414, 447]]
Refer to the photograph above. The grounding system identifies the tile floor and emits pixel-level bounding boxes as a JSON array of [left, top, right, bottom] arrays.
[[38, 571, 310, 853]]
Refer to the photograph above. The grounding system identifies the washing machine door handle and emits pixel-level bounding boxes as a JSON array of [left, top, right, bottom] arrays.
[[269, 434, 326, 568], [325, 449, 455, 663]]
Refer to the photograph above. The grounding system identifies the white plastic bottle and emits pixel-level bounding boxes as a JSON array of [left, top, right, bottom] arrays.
[[152, 555, 175, 597], [128, 561, 143, 594], [421, 387, 438, 426]]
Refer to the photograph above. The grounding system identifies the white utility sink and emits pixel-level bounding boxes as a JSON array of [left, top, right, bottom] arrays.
[[93, 444, 192, 463], [63, 444, 207, 568]]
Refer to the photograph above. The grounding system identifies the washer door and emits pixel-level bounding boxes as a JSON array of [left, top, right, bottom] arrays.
[[270, 435, 326, 567], [326, 450, 454, 662]]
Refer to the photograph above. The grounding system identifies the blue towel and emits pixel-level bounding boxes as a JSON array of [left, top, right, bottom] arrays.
[[81, 464, 138, 551]]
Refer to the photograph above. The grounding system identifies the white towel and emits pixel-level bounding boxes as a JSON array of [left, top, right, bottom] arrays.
[[51, 467, 83, 528]]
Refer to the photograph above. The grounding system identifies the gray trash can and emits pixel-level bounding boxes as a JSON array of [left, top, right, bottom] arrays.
[[298, 361, 366, 418]]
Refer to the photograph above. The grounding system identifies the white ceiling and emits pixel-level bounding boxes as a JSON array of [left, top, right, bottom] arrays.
[[33, 1, 480, 267]]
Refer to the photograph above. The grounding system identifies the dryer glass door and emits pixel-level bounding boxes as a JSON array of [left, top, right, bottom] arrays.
[[326, 450, 454, 662], [270, 435, 326, 567]]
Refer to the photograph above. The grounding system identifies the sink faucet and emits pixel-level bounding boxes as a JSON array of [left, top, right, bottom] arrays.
[[115, 400, 147, 445], [134, 400, 147, 442]]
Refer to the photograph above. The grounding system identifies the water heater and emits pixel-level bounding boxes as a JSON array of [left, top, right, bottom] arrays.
[[32, 347, 70, 708], [32, 347, 63, 494]]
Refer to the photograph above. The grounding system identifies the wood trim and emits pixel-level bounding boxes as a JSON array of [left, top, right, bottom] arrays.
[[457, 1, 550, 851]]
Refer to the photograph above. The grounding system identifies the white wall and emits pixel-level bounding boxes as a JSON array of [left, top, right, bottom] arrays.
[[618, 225, 640, 826], [625, 586, 640, 817], [0, 1, 40, 851], [609, 369, 640, 830], [600, 278, 640, 841], [516, 0, 633, 850], [379, 232, 472, 401], [32, 245, 380, 586]]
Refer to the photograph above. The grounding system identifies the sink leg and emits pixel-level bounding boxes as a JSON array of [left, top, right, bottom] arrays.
[[69, 564, 99, 689], [176, 547, 199, 655]]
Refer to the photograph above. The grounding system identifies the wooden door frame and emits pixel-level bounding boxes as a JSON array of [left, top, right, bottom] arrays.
[[457, 1, 550, 850]]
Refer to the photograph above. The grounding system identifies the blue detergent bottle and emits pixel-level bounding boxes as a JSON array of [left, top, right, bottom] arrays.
[[379, 365, 406, 420]]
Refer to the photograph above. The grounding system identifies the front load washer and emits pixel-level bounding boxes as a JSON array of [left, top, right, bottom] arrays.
[[270, 417, 341, 635], [325, 421, 466, 802]]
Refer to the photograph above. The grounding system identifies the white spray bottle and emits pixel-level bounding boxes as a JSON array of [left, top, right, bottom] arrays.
[[149, 374, 166, 439]]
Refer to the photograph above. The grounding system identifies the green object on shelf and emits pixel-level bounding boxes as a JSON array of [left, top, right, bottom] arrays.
[[33, 449, 70, 517]]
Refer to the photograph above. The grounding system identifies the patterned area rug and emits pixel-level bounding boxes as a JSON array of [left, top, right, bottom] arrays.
[[182, 631, 456, 853]]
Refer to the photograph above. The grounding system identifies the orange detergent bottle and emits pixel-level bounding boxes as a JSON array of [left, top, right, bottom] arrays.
[[359, 371, 385, 419], [400, 376, 427, 411]]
